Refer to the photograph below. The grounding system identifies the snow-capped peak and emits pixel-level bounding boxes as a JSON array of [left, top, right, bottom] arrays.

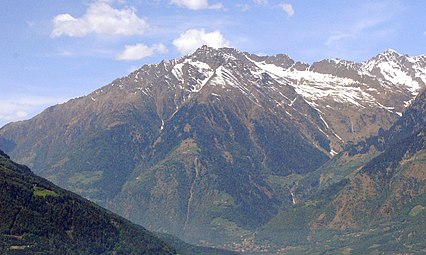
[[85, 46, 426, 157], [362, 49, 426, 95], [113, 46, 425, 112], [382, 48, 400, 55]]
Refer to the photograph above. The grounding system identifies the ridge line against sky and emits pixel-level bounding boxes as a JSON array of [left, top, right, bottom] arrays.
[[0, 0, 425, 127]]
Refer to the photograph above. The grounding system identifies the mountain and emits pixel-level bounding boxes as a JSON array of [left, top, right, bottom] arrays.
[[0, 149, 239, 255], [1, 46, 425, 245], [0, 149, 175, 254], [323, 88, 426, 230], [256, 89, 426, 254]]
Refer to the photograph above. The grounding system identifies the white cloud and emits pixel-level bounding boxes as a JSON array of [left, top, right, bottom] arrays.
[[0, 97, 65, 126], [51, 1, 149, 38], [173, 29, 230, 55], [116, 43, 168, 61], [325, 9, 398, 47], [26, 21, 35, 27], [236, 3, 250, 11], [0, 109, 29, 121], [318, 2, 403, 60], [253, 0, 268, 5], [325, 33, 352, 46], [169, 0, 223, 10], [278, 3, 294, 16], [59, 50, 73, 57]]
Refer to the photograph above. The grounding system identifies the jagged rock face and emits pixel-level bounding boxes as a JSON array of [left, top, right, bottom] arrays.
[[0, 46, 425, 244]]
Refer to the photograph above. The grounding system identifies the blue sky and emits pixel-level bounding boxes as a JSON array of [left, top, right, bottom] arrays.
[[0, 0, 425, 127]]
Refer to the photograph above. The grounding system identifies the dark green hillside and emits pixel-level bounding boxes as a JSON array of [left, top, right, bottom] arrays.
[[0, 149, 176, 255]]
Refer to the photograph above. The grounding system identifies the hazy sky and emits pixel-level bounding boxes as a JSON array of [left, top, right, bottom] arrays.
[[0, 0, 425, 127]]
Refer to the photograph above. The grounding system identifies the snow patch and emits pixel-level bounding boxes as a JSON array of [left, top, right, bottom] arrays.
[[160, 119, 164, 130], [404, 99, 414, 108], [333, 131, 342, 141], [172, 62, 185, 83], [376, 62, 420, 94], [189, 60, 214, 92], [319, 114, 329, 129], [172, 59, 214, 93], [290, 191, 296, 205], [245, 56, 378, 108]]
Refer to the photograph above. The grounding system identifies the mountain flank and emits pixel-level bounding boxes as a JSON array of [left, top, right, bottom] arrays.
[[0, 149, 239, 255], [1, 46, 425, 246], [255, 89, 426, 254], [0, 149, 175, 254]]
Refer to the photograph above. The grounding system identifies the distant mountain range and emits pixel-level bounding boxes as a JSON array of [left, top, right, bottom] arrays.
[[1, 46, 425, 252]]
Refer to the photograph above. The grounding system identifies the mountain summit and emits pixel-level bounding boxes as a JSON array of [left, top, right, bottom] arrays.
[[1, 46, 425, 244]]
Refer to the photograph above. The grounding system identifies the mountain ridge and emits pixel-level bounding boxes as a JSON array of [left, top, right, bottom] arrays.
[[1, 46, 425, 246]]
